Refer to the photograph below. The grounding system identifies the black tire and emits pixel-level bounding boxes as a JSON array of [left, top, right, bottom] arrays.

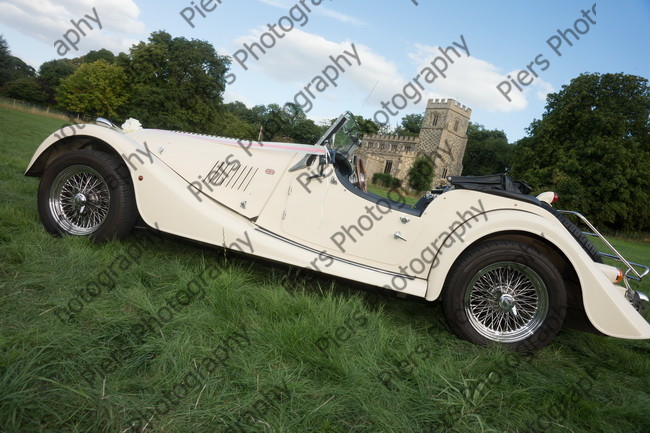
[[442, 240, 567, 352], [542, 203, 602, 263], [37, 150, 138, 242]]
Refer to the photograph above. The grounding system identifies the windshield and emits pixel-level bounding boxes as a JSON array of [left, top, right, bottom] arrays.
[[315, 112, 361, 158], [331, 113, 361, 157]]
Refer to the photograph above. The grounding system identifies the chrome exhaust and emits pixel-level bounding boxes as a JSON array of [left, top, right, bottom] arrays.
[[626, 289, 650, 323]]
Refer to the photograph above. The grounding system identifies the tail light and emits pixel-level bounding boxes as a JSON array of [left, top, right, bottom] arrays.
[[614, 268, 624, 284], [595, 263, 625, 284], [537, 191, 559, 206]]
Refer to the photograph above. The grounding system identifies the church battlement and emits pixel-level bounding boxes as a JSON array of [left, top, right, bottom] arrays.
[[363, 134, 418, 142], [427, 98, 472, 116]]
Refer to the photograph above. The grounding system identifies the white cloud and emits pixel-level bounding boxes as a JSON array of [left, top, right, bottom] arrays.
[[0, 0, 146, 58], [232, 28, 403, 102], [231, 29, 552, 116], [223, 88, 252, 107], [257, 0, 290, 7], [534, 80, 554, 101], [407, 42, 554, 113], [256, 0, 365, 25], [318, 7, 365, 26]]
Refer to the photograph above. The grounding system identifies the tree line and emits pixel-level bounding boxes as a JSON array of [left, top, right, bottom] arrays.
[[385, 74, 649, 232], [1, 32, 647, 231]]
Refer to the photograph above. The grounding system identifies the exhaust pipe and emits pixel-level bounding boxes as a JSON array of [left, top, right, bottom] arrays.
[[627, 290, 650, 323]]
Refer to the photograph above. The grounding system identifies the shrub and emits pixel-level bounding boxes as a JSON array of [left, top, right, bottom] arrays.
[[372, 173, 401, 188], [407, 157, 435, 192]]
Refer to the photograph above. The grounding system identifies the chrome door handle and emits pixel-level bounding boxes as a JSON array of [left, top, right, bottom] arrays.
[[394, 231, 407, 241]]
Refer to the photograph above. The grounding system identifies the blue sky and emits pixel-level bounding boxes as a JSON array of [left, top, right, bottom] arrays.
[[1, 0, 648, 141]]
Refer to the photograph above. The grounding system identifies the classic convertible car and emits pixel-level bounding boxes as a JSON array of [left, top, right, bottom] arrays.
[[25, 112, 649, 351]]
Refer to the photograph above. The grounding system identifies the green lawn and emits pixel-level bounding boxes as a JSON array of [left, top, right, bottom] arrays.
[[1, 105, 649, 433], [368, 185, 420, 206]]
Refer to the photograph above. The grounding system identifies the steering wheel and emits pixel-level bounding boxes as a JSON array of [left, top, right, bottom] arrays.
[[355, 156, 368, 193]]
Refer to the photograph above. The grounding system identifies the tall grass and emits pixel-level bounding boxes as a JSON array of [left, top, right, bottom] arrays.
[[1, 106, 649, 432]]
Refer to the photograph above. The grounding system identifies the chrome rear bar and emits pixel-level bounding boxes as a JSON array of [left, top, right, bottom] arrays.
[[598, 253, 649, 282], [557, 210, 648, 281]]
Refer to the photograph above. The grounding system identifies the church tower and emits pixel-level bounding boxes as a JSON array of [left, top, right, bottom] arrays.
[[355, 98, 471, 190], [418, 99, 471, 182]]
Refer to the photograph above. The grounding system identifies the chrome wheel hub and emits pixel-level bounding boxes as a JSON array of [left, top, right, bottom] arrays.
[[49, 165, 110, 235], [73, 192, 87, 214], [464, 261, 549, 343], [498, 293, 516, 310]]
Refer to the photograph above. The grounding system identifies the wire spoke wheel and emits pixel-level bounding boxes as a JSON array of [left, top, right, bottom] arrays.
[[49, 165, 111, 235], [442, 240, 566, 351], [464, 261, 549, 343], [38, 150, 138, 241]]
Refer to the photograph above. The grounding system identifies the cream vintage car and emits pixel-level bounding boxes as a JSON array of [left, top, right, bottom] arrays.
[[25, 112, 649, 351]]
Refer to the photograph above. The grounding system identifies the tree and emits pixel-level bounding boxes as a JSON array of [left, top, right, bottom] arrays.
[[224, 101, 257, 123], [213, 110, 258, 141], [39, 59, 77, 87], [396, 113, 423, 136], [56, 60, 128, 118], [234, 102, 325, 143], [0, 35, 12, 86], [407, 156, 435, 192], [7, 57, 35, 79], [0, 35, 36, 87], [510, 73, 650, 231], [0, 35, 8, 58], [291, 117, 325, 144], [1, 77, 48, 104], [120, 31, 231, 132], [85, 49, 115, 64], [355, 116, 380, 135], [462, 123, 511, 175], [38, 59, 77, 103]]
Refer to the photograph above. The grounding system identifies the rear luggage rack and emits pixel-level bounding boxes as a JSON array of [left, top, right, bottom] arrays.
[[558, 210, 649, 317], [557, 210, 648, 282], [558, 210, 650, 319]]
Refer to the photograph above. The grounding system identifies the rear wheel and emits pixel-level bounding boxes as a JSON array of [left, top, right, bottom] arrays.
[[442, 240, 567, 352], [37, 150, 138, 242]]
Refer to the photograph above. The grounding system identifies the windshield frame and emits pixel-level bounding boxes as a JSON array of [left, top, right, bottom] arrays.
[[290, 112, 361, 173], [314, 112, 361, 158]]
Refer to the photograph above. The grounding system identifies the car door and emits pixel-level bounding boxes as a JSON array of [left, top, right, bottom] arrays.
[[281, 166, 428, 267]]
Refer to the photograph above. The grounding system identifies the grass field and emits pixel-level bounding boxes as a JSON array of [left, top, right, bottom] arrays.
[[1, 105, 649, 433], [367, 185, 419, 207]]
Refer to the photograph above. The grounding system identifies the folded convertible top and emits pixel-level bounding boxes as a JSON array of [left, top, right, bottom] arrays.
[[447, 173, 532, 195]]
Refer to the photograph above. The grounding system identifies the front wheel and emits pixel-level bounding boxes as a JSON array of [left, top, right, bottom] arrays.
[[37, 150, 138, 242], [441, 240, 567, 352]]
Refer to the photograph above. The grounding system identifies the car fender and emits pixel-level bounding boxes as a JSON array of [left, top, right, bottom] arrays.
[[425, 208, 650, 339], [25, 124, 150, 177], [25, 124, 231, 244]]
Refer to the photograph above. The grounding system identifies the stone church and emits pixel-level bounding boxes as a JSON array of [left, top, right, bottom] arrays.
[[356, 98, 471, 187]]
